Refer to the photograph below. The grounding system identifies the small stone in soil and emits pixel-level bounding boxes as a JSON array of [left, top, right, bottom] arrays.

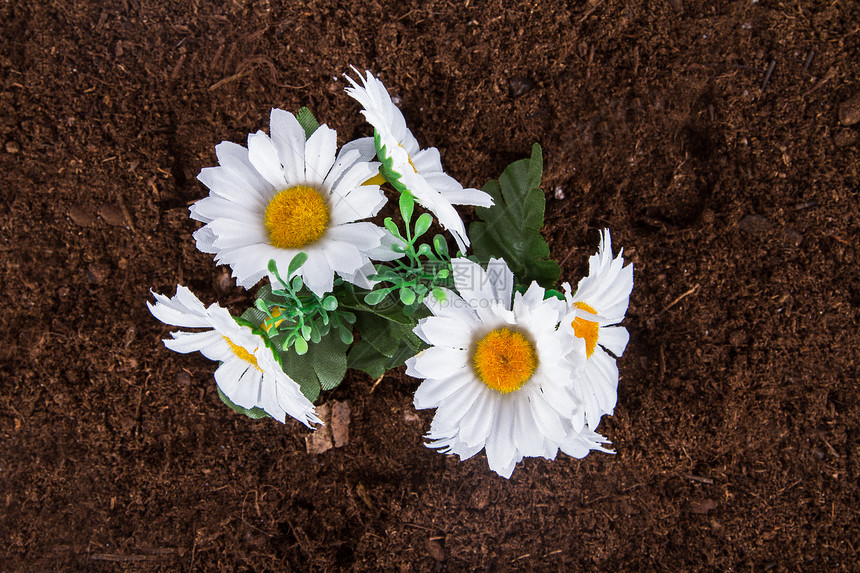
[[176, 370, 192, 389], [838, 94, 860, 126], [87, 264, 110, 284], [100, 204, 127, 226], [5, 141, 20, 153], [68, 205, 96, 226], [508, 77, 533, 97], [738, 215, 772, 234]]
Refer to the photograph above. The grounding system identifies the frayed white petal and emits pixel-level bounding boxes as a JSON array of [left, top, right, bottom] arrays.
[[408, 346, 469, 381], [268, 108, 306, 183], [598, 326, 629, 357], [412, 370, 475, 410], [247, 131, 289, 189], [303, 124, 337, 186]]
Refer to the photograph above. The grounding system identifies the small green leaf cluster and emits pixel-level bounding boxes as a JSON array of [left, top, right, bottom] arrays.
[[365, 192, 452, 314]]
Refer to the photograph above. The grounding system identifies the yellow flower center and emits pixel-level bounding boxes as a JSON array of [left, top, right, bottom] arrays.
[[571, 302, 599, 358], [264, 185, 329, 249], [224, 337, 261, 371], [472, 328, 538, 394]]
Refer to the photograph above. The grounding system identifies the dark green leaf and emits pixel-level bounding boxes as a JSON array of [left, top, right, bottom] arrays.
[[469, 143, 561, 289], [354, 311, 423, 359], [311, 331, 349, 390], [296, 107, 320, 139]]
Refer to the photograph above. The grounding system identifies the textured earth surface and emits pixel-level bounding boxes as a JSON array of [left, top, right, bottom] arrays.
[[2, 0, 858, 570]]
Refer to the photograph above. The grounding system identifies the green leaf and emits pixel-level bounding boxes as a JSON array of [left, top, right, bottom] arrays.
[[364, 288, 392, 306], [293, 336, 308, 355], [347, 337, 422, 378], [383, 217, 402, 241], [346, 339, 389, 378], [432, 287, 447, 302], [469, 143, 561, 289], [311, 331, 349, 390], [288, 251, 308, 277], [216, 385, 270, 420], [296, 107, 320, 139], [239, 306, 269, 328], [277, 330, 349, 400], [322, 295, 338, 311], [291, 275, 303, 292], [414, 213, 432, 238], [399, 191, 414, 228], [353, 311, 423, 359], [338, 326, 354, 345], [416, 243, 432, 257], [399, 286, 416, 306], [433, 234, 449, 259]]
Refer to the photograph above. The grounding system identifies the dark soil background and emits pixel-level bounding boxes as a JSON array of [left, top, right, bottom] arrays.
[[2, 0, 858, 570]]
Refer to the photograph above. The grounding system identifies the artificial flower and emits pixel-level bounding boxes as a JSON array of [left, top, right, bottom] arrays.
[[148, 285, 321, 427], [344, 68, 493, 253], [191, 108, 402, 297], [406, 258, 610, 478], [561, 229, 634, 427]]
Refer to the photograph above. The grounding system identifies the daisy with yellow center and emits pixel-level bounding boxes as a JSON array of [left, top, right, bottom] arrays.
[[561, 229, 634, 431], [190, 108, 402, 297], [344, 69, 493, 253], [406, 258, 610, 479], [147, 285, 321, 427]]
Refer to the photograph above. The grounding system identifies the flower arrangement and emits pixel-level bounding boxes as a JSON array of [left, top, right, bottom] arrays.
[[149, 69, 633, 478]]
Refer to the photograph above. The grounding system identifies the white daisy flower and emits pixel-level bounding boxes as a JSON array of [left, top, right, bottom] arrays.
[[344, 68, 493, 253], [191, 108, 402, 297], [561, 229, 634, 428], [147, 285, 322, 427], [406, 257, 610, 479]]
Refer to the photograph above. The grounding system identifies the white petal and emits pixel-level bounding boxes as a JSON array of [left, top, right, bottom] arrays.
[[431, 381, 483, 432], [413, 316, 473, 349], [457, 389, 496, 448], [268, 109, 305, 184], [321, 239, 365, 275], [298, 251, 335, 296], [598, 326, 630, 357], [484, 399, 517, 478], [163, 330, 221, 355], [409, 346, 469, 381], [214, 357, 252, 403], [247, 131, 288, 189], [303, 124, 337, 186], [330, 184, 387, 224], [339, 137, 376, 162], [412, 370, 474, 409]]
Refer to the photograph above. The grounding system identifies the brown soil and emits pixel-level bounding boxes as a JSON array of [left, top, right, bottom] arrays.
[[2, 0, 858, 571]]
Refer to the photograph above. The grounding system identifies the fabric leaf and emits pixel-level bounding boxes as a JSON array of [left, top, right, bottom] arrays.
[[469, 143, 560, 289]]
